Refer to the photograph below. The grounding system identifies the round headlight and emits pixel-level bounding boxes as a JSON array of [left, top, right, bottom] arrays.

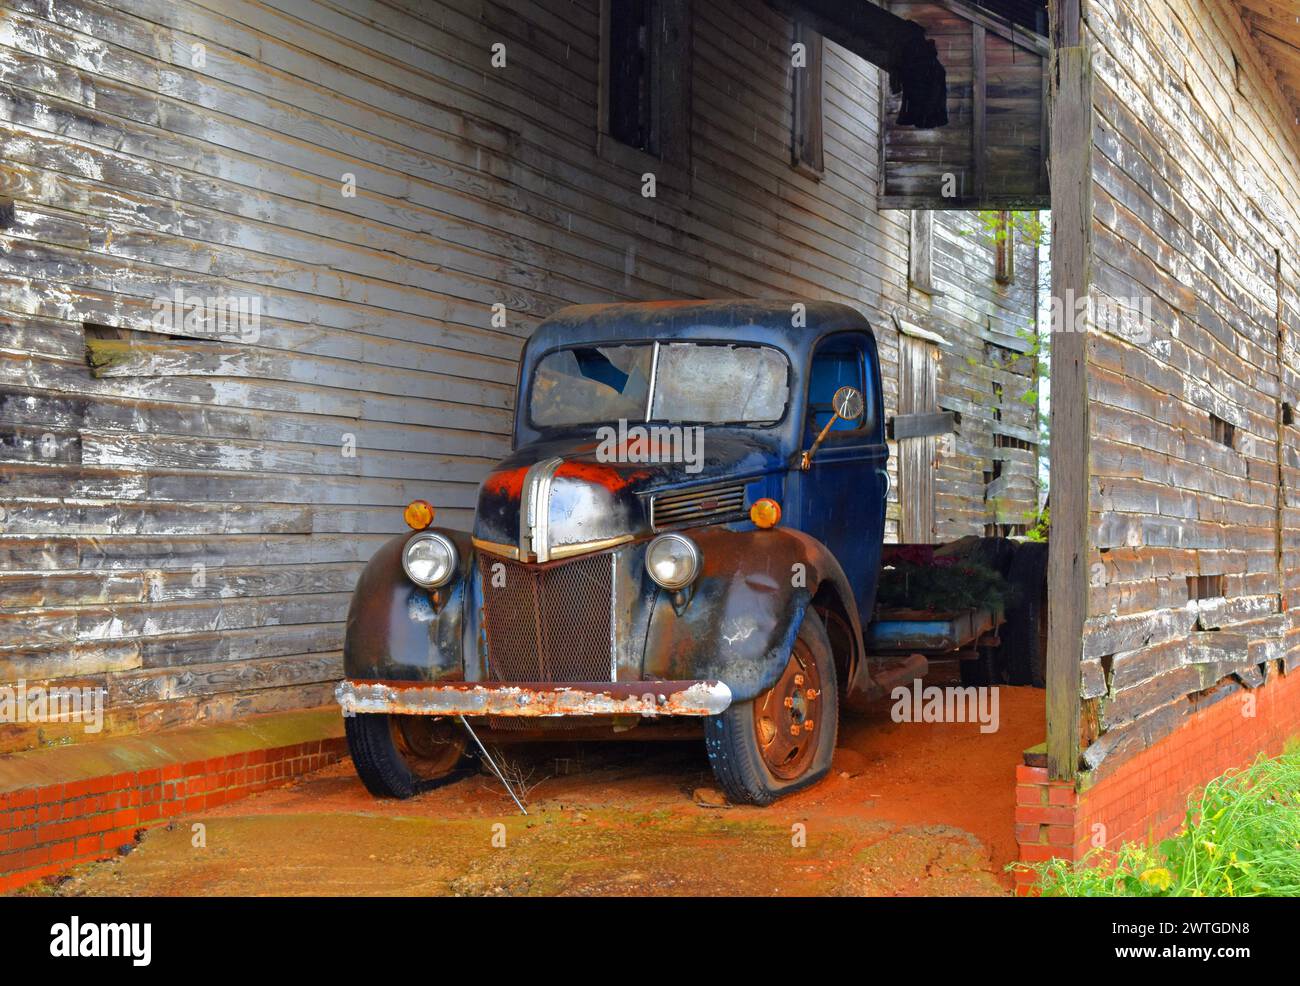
[[402, 532, 457, 588], [645, 533, 701, 590]]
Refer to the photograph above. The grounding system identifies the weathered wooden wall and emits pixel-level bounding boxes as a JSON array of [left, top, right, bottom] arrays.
[[0, 0, 1039, 749], [1076, 0, 1300, 776], [930, 210, 1041, 541], [892, 212, 1042, 542]]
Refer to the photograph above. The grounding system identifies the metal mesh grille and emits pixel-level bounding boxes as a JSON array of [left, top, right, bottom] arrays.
[[482, 554, 614, 683]]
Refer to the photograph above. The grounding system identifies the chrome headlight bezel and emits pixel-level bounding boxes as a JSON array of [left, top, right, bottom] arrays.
[[402, 531, 458, 588], [645, 533, 702, 590]]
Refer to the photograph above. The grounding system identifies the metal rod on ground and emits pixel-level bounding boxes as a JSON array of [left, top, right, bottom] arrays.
[[458, 715, 528, 815]]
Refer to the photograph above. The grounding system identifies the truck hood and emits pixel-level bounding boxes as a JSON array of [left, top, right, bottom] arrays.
[[473, 430, 782, 559]]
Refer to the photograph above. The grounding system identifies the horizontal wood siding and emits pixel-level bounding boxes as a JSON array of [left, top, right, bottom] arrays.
[[1078, 0, 1300, 775], [0, 0, 1037, 749]]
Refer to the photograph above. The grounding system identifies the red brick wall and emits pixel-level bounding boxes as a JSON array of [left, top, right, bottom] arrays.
[[1015, 668, 1300, 894], [0, 736, 345, 893]]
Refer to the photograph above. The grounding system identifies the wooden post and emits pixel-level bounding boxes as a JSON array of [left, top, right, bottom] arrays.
[[972, 23, 987, 204], [1046, 1, 1090, 781]]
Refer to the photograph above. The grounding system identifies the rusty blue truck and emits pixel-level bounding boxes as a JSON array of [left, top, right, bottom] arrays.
[[336, 300, 1030, 804]]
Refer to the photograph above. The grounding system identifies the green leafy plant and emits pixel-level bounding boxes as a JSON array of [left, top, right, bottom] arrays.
[[1023, 504, 1049, 542], [1014, 748, 1300, 896]]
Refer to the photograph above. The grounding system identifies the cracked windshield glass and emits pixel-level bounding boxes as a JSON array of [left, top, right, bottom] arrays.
[[530, 342, 789, 427]]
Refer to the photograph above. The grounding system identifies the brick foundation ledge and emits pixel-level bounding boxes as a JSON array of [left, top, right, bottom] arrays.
[[1013, 666, 1300, 895], [0, 707, 345, 893]]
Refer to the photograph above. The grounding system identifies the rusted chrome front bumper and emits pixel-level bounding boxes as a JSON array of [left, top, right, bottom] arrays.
[[335, 679, 732, 718]]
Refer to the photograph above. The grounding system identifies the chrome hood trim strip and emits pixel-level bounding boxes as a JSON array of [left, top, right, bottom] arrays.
[[519, 456, 563, 562]]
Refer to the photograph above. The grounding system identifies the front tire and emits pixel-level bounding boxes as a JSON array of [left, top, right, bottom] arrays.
[[704, 610, 839, 805], [345, 713, 475, 799]]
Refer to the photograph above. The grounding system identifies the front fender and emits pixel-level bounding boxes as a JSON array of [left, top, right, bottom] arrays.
[[342, 528, 472, 682], [642, 527, 863, 704]]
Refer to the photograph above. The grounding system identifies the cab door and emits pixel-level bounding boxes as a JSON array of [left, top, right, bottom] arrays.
[[785, 332, 888, 619]]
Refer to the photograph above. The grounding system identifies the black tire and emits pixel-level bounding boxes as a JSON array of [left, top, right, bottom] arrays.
[[344, 713, 475, 799], [705, 610, 839, 806], [997, 541, 1049, 687]]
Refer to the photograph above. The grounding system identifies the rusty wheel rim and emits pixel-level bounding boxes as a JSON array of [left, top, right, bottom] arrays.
[[753, 638, 822, 780], [390, 716, 466, 781]]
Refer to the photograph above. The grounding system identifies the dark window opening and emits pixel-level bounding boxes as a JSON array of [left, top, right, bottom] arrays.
[[608, 0, 656, 153], [1209, 413, 1235, 448], [1187, 574, 1224, 600], [995, 433, 1035, 452], [791, 22, 824, 176]]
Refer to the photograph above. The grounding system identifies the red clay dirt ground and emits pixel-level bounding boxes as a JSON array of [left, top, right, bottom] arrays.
[[24, 671, 1044, 897]]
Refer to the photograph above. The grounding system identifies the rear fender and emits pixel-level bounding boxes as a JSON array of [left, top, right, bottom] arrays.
[[641, 527, 866, 704], [342, 529, 473, 682]]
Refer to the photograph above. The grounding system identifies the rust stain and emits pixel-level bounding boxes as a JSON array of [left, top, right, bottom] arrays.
[[483, 465, 529, 498]]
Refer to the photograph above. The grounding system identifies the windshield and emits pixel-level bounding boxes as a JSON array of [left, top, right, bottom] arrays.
[[529, 342, 789, 428]]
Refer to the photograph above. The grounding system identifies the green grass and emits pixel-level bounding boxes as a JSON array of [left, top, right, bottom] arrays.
[[1014, 747, 1300, 896]]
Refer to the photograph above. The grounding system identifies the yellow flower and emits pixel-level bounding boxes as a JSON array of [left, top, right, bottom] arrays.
[[1202, 840, 1219, 858], [1140, 867, 1173, 891]]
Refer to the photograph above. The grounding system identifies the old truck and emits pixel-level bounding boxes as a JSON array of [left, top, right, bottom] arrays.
[[336, 300, 1038, 805]]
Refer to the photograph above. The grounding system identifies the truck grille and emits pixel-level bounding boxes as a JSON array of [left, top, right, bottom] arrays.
[[481, 553, 615, 683], [649, 482, 746, 530]]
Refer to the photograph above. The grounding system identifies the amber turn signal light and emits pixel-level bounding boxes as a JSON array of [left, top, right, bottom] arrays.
[[750, 498, 781, 529], [404, 499, 435, 530]]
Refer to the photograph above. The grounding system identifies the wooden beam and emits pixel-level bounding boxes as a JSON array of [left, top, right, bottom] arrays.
[[1045, 38, 1092, 782], [972, 23, 988, 204], [936, 0, 1050, 54], [1040, 55, 1051, 193], [877, 194, 1053, 210], [1052, 0, 1082, 48], [888, 410, 960, 440], [766, 0, 925, 76]]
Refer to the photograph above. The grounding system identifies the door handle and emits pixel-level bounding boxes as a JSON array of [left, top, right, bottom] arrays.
[[877, 467, 891, 500]]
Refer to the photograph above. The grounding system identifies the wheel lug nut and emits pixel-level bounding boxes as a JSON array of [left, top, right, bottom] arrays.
[[793, 674, 804, 686], [783, 697, 794, 708], [803, 721, 814, 733], [789, 724, 801, 736]]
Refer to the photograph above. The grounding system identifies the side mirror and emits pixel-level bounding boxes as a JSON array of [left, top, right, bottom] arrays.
[[800, 386, 864, 471], [832, 385, 864, 423]]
